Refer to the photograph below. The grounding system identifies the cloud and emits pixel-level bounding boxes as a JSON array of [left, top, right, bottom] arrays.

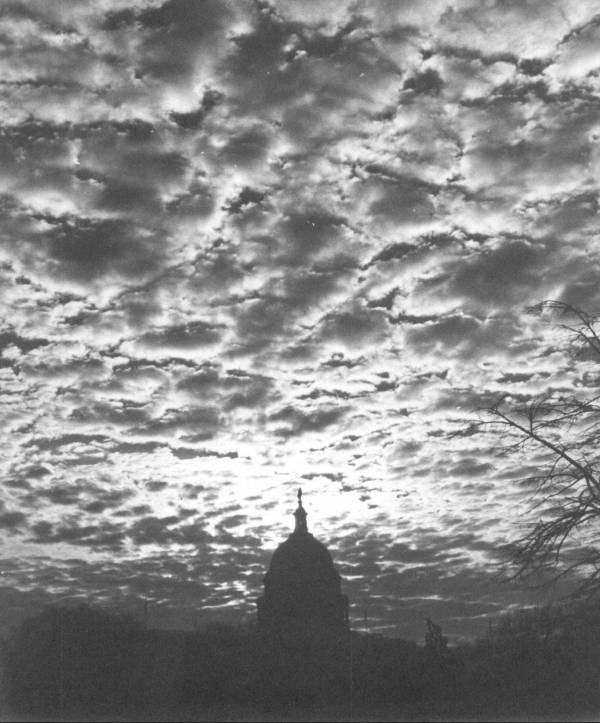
[[21, 216, 166, 284], [169, 89, 224, 130], [104, 0, 234, 83], [127, 514, 213, 547], [448, 458, 495, 478], [0, 510, 27, 529], [316, 303, 390, 349], [2, 0, 600, 643], [140, 320, 224, 350], [0, 328, 50, 354], [29, 519, 121, 548], [403, 67, 444, 95], [449, 240, 550, 304], [24, 434, 111, 452], [268, 403, 350, 438], [132, 406, 221, 439], [169, 446, 238, 460]]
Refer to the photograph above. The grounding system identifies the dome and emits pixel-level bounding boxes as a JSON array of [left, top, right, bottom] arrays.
[[265, 531, 341, 599], [257, 489, 349, 638]]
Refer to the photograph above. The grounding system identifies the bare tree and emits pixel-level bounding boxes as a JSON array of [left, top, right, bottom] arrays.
[[486, 301, 600, 596]]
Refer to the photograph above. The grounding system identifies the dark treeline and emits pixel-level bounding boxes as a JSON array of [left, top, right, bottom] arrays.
[[2, 601, 600, 721]]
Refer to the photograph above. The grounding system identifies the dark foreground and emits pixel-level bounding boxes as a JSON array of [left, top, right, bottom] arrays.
[[2, 603, 600, 721]]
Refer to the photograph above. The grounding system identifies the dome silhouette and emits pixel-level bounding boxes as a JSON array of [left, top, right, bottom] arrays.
[[257, 489, 349, 638]]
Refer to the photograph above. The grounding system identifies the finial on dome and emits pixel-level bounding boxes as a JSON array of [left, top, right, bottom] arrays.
[[294, 487, 308, 533]]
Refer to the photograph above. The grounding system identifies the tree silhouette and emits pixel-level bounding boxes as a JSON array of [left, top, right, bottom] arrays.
[[486, 301, 600, 595], [5, 601, 600, 720], [424, 617, 448, 654]]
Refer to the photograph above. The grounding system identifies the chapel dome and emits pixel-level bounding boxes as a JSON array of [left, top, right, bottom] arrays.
[[257, 489, 349, 638], [265, 532, 340, 597]]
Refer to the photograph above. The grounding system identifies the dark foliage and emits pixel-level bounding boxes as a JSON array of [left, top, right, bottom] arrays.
[[2, 602, 600, 720]]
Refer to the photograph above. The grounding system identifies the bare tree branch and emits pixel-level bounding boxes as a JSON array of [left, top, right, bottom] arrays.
[[486, 301, 600, 597]]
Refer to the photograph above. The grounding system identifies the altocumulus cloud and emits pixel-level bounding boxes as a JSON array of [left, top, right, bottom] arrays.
[[1, 0, 599, 641]]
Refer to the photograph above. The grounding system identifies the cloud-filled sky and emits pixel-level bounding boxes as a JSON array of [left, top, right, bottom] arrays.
[[2, 0, 600, 641]]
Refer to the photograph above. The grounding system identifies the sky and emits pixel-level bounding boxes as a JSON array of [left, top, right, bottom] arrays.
[[1, 0, 600, 642]]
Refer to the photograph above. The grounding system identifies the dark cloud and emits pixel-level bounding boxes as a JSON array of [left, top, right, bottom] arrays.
[[232, 298, 293, 353], [298, 387, 354, 401], [218, 514, 247, 530], [5, 477, 32, 490], [41, 484, 83, 506], [365, 230, 459, 269], [70, 401, 149, 427], [170, 446, 238, 460], [364, 176, 438, 226], [366, 242, 415, 266], [30, 519, 124, 549], [0, 510, 27, 529], [24, 434, 111, 452], [405, 314, 481, 352], [166, 180, 215, 218], [276, 207, 347, 264], [448, 458, 495, 478], [449, 240, 548, 303], [169, 89, 223, 130], [106, 0, 232, 82], [224, 382, 272, 410], [28, 216, 165, 283], [111, 441, 164, 455], [320, 353, 366, 370], [220, 127, 272, 167], [145, 481, 168, 492], [176, 365, 220, 392], [301, 471, 344, 483], [132, 406, 221, 438], [557, 264, 600, 310], [177, 364, 273, 409], [0, 328, 50, 354], [127, 514, 212, 547], [495, 371, 536, 384], [140, 320, 224, 349], [269, 404, 349, 438], [224, 187, 266, 214], [226, 5, 302, 109], [13, 464, 51, 480], [317, 304, 389, 347], [403, 67, 444, 95]]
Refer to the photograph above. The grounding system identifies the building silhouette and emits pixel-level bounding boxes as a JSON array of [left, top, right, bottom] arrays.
[[257, 489, 349, 639]]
